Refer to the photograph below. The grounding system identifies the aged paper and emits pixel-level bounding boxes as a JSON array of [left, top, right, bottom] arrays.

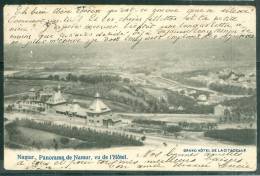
[[4, 5, 256, 171]]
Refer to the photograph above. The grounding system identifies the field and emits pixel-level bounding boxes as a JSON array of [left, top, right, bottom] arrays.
[[10, 126, 84, 149], [5, 119, 143, 149], [5, 122, 85, 149]]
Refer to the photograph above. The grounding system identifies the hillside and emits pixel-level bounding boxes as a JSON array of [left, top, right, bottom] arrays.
[[4, 38, 256, 73]]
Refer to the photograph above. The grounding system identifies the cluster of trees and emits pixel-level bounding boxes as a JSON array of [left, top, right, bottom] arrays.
[[5, 122, 21, 142], [65, 73, 122, 84], [133, 119, 166, 126], [219, 115, 256, 124], [11, 119, 143, 149], [47, 73, 123, 84], [7, 75, 58, 81], [209, 82, 255, 95], [128, 121, 182, 135], [204, 129, 256, 145], [9, 73, 130, 86], [218, 71, 245, 80], [164, 125, 182, 133], [178, 121, 218, 131], [220, 95, 256, 123], [131, 119, 218, 134], [46, 74, 61, 81]]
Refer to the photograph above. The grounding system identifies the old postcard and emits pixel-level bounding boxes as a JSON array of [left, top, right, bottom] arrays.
[[3, 5, 256, 171]]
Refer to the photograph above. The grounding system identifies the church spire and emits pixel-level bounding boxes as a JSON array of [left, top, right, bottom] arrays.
[[58, 84, 61, 94], [95, 92, 100, 98]]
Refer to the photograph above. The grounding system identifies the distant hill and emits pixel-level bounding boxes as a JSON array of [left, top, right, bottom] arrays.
[[4, 38, 256, 72]]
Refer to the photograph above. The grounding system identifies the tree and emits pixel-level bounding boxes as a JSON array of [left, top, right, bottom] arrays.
[[53, 75, 60, 81], [141, 136, 146, 141], [48, 75, 54, 80], [66, 73, 73, 81], [6, 105, 13, 112]]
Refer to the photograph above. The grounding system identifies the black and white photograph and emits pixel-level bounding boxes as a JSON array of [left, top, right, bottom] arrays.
[[3, 5, 257, 171]]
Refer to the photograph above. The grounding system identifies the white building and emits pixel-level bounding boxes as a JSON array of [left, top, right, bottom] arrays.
[[214, 104, 231, 117], [46, 85, 66, 106], [87, 92, 111, 117], [54, 100, 86, 118], [13, 99, 46, 112], [86, 92, 120, 127], [197, 94, 207, 101]]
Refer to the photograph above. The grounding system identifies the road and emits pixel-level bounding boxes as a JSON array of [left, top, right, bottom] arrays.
[[151, 76, 216, 93], [116, 113, 217, 123]]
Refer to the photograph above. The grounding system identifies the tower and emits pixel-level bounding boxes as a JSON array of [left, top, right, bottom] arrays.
[[87, 92, 111, 117]]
